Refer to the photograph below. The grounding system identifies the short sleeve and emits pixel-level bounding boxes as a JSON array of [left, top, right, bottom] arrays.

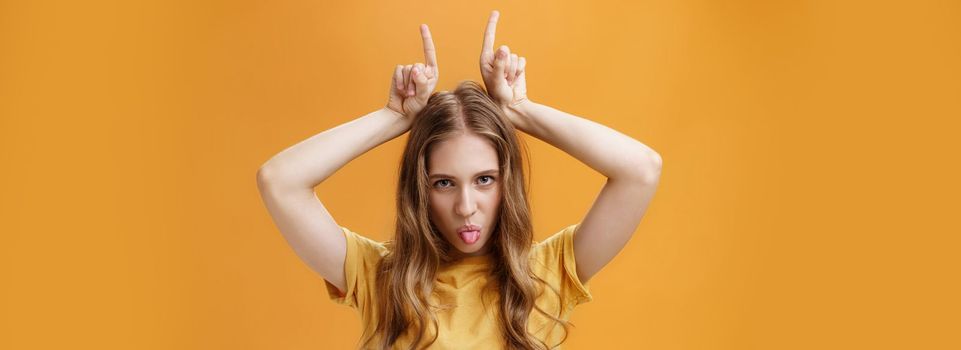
[[532, 223, 593, 307], [323, 226, 386, 309]]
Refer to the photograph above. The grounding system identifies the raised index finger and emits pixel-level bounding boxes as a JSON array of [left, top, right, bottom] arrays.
[[481, 10, 499, 53], [420, 24, 438, 68]]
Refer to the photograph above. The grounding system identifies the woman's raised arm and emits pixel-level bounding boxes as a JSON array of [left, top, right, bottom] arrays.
[[256, 24, 438, 293], [479, 11, 662, 285]]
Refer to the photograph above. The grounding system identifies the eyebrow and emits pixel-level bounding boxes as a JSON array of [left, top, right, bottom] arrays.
[[428, 169, 499, 180]]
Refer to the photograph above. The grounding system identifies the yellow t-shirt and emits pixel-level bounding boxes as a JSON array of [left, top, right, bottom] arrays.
[[323, 223, 593, 349]]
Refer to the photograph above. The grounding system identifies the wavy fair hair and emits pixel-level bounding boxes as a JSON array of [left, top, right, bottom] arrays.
[[359, 81, 573, 349]]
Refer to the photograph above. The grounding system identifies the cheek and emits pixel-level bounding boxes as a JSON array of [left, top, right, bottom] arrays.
[[490, 188, 502, 207], [428, 193, 448, 216], [484, 192, 500, 207]]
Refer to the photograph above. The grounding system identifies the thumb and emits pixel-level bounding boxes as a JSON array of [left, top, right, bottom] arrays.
[[412, 64, 430, 99], [493, 46, 510, 83], [392, 65, 404, 92]]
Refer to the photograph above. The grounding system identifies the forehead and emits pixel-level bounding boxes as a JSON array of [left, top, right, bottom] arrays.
[[427, 133, 499, 176]]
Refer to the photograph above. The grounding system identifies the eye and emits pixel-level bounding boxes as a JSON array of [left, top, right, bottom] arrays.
[[479, 175, 495, 185], [432, 176, 497, 189]]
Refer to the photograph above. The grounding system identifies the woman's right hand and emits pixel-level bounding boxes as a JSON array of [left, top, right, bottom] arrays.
[[479, 11, 528, 112], [386, 24, 440, 120]]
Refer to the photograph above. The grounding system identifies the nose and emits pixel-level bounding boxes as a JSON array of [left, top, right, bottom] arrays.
[[454, 186, 477, 218]]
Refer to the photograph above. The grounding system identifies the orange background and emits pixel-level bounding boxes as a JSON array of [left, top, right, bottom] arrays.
[[2, 0, 959, 349]]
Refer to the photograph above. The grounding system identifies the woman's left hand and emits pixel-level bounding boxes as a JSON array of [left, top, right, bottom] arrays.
[[479, 11, 528, 114], [386, 24, 439, 120]]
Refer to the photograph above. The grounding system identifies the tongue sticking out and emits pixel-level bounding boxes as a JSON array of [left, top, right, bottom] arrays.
[[459, 230, 480, 245]]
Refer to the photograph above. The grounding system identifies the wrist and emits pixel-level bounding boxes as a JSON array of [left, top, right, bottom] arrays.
[[503, 98, 533, 127], [382, 106, 405, 119], [380, 106, 412, 131]]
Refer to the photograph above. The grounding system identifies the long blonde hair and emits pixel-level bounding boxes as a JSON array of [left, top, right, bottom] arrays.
[[360, 81, 573, 349]]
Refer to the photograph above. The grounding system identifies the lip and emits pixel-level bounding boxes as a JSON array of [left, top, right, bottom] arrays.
[[457, 224, 481, 233]]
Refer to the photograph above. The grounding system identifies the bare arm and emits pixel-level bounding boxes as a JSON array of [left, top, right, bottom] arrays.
[[480, 11, 662, 285], [256, 24, 438, 294], [508, 101, 662, 183], [508, 100, 662, 285], [257, 108, 410, 293], [258, 108, 410, 192]]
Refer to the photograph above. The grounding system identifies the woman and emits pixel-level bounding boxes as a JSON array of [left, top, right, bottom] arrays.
[[256, 11, 662, 349]]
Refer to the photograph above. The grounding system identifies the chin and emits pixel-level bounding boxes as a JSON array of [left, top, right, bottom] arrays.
[[455, 237, 491, 255], [457, 243, 483, 253]]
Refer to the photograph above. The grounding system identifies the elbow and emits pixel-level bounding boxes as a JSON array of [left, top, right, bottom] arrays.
[[612, 152, 661, 184], [649, 152, 663, 173], [256, 164, 281, 190], [257, 164, 313, 193], [636, 152, 662, 185]]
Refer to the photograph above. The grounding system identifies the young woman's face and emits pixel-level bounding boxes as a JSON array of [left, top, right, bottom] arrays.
[[427, 132, 501, 258]]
